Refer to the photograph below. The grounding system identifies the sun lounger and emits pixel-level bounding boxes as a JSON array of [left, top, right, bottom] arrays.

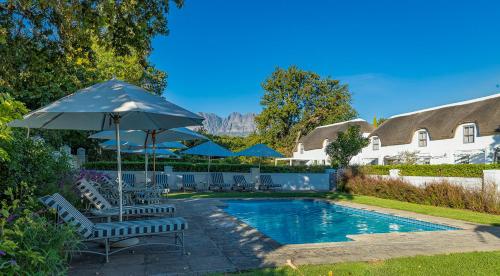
[[233, 175, 255, 191], [259, 175, 283, 191], [40, 193, 186, 262], [155, 174, 170, 192], [75, 179, 174, 219], [181, 174, 198, 191], [209, 172, 232, 191], [122, 173, 136, 187]]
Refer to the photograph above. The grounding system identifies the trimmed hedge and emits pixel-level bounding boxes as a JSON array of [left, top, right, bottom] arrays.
[[360, 164, 500, 178], [82, 161, 329, 173]]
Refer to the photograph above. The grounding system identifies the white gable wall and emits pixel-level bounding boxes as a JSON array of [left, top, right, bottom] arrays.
[[358, 123, 499, 165]]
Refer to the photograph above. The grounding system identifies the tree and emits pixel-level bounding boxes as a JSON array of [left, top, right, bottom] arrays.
[[255, 66, 356, 154], [0, 94, 28, 161], [325, 125, 369, 167], [0, 0, 182, 109]]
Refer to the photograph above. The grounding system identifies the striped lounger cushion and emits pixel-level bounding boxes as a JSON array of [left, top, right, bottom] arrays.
[[76, 178, 175, 215], [211, 173, 231, 187], [40, 194, 95, 239], [93, 217, 187, 238], [182, 175, 197, 189], [155, 174, 169, 189]]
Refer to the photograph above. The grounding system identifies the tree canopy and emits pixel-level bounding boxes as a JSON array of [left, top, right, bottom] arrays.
[[255, 65, 357, 154], [0, 0, 182, 109]]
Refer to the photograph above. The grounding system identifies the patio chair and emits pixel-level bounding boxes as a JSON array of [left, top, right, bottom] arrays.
[[40, 193, 186, 262], [209, 172, 232, 191], [122, 173, 136, 187], [181, 174, 198, 191], [75, 179, 175, 219], [259, 175, 283, 191], [233, 175, 255, 191]]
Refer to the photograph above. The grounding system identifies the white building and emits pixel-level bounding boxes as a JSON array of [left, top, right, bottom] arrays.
[[361, 93, 500, 165], [282, 119, 374, 165], [286, 93, 500, 166]]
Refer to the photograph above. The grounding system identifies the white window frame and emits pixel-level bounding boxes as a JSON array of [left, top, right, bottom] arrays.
[[463, 125, 475, 144], [418, 131, 428, 147], [372, 137, 380, 151]]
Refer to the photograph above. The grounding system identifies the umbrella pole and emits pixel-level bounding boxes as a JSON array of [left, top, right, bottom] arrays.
[[144, 153, 148, 186], [207, 156, 211, 190], [114, 116, 123, 222], [152, 131, 157, 189]]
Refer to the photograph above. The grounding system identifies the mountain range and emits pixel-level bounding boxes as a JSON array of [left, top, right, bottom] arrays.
[[195, 112, 257, 136]]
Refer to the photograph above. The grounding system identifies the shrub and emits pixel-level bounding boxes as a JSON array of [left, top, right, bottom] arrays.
[[344, 174, 500, 214], [0, 184, 80, 275], [360, 164, 500, 178], [82, 161, 329, 173]]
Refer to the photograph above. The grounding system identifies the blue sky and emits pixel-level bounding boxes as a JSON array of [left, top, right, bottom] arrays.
[[151, 0, 500, 120]]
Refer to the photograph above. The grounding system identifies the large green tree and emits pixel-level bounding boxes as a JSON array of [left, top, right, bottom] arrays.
[[325, 125, 369, 167], [0, 0, 182, 109], [255, 65, 357, 154]]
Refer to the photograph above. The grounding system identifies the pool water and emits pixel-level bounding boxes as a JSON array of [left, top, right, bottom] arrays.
[[222, 199, 458, 244]]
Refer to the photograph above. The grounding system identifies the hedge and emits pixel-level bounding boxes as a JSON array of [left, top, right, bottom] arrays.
[[360, 164, 500, 178], [82, 161, 329, 173]]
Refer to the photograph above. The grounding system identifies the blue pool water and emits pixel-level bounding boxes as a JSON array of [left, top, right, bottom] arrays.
[[222, 199, 458, 244]]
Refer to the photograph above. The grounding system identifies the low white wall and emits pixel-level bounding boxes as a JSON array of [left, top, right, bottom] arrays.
[[93, 169, 331, 191], [367, 174, 483, 190]]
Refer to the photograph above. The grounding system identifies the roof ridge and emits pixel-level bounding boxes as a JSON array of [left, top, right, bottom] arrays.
[[316, 118, 367, 129], [390, 93, 500, 119]]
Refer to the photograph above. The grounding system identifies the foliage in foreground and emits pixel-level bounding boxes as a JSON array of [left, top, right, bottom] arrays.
[[359, 163, 500, 177], [344, 172, 500, 214], [224, 251, 500, 276], [0, 184, 80, 275]]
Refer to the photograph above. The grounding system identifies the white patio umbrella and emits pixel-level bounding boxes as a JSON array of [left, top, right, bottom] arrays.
[[9, 79, 204, 221]]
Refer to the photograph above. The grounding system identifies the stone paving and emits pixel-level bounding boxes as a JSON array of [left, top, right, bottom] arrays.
[[69, 198, 500, 275]]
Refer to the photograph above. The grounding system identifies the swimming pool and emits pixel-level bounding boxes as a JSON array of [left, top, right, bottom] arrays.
[[222, 199, 458, 244]]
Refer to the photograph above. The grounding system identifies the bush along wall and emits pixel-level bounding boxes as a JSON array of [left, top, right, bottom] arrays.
[[82, 161, 329, 173], [359, 164, 500, 178]]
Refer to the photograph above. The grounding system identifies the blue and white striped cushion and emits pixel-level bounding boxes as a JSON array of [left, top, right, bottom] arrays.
[[76, 179, 113, 210], [40, 194, 95, 239], [234, 175, 254, 188], [182, 174, 196, 188], [260, 175, 281, 188], [122, 173, 136, 186], [93, 217, 187, 238], [211, 173, 230, 187], [120, 204, 175, 215], [155, 174, 169, 189]]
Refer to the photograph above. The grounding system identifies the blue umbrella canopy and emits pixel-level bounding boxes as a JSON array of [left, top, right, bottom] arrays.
[[99, 140, 142, 149], [237, 144, 284, 158], [182, 141, 233, 157]]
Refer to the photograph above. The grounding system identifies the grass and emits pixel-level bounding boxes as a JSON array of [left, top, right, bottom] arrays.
[[218, 251, 500, 275], [168, 191, 500, 226]]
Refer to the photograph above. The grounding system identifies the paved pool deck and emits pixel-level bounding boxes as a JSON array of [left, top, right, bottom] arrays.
[[69, 198, 500, 275]]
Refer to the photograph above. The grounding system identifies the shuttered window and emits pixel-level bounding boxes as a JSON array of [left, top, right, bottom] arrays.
[[463, 125, 475, 144]]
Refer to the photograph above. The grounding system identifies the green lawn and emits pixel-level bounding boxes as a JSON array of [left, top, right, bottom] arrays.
[[168, 191, 500, 226], [218, 251, 500, 275]]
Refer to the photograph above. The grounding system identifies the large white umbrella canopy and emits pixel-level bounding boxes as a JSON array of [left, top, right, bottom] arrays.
[[9, 79, 204, 221], [89, 127, 206, 145]]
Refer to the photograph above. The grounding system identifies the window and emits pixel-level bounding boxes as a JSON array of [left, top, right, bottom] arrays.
[[418, 131, 427, 147], [372, 137, 380, 151], [463, 125, 475, 144], [299, 143, 304, 154], [323, 139, 329, 149]]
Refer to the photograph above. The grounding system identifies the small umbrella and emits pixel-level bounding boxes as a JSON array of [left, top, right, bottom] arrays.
[[237, 143, 284, 168], [122, 148, 178, 157], [182, 141, 233, 187], [150, 141, 187, 149], [9, 79, 203, 221], [90, 128, 206, 184]]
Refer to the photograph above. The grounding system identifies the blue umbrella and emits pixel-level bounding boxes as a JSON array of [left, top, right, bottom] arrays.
[[149, 141, 187, 149], [122, 148, 177, 156], [237, 144, 283, 168], [182, 141, 233, 186]]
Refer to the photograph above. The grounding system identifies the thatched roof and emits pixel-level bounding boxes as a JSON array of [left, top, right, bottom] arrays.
[[370, 93, 500, 147], [298, 119, 374, 151]]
